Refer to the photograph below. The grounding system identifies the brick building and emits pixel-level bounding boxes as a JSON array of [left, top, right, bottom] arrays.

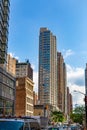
[[15, 77, 34, 116]]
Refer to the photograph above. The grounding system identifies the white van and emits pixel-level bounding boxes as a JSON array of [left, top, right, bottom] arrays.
[[0, 117, 41, 130]]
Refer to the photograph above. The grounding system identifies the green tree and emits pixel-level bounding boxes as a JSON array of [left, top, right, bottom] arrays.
[[51, 110, 64, 123], [70, 105, 85, 124]]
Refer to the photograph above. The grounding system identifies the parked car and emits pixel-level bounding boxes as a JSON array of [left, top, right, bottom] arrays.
[[0, 118, 24, 130], [70, 124, 81, 130], [0, 116, 41, 130], [48, 127, 59, 130]]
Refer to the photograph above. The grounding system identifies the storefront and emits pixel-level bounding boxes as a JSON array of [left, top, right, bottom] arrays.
[[0, 67, 16, 116]]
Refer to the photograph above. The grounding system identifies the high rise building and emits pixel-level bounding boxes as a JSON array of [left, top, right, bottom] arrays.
[[57, 52, 67, 113], [85, 63, 87, 95], [63, 62, 67, 115], [67, 87, 73, 115], [0, 0, 16, 116], [38, 28, 57, 107], [57, 52, 64, 111], [85, 64, 87, 127], [0, 0, 10, 66], [69, 93, 73, 113]]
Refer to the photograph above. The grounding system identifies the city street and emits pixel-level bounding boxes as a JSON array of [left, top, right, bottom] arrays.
[[47, 124, 82, 130], [0, 0, 87, 130]]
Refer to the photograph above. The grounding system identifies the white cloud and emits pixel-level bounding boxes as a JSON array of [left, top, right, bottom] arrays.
[[33, 63, 85, 107], [67, 64, 85, 107], [63, 49, 74, 59], [33, 71, 38, 93], [68, 84, 85, 107], [67, 64, 85, 86], [32, 63, 38, 93], [31, 64, 35, 70]]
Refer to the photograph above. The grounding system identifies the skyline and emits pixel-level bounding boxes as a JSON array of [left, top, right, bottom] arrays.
[[8, 0, 87, 107]]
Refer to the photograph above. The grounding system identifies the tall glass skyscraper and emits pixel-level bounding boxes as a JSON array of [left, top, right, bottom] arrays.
[[0, 0, 10, 65], [38, 28, 57, 107]]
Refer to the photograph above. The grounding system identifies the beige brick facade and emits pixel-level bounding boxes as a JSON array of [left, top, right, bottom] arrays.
[[15, 77, 34, 116], [6, 54, 17, 76]]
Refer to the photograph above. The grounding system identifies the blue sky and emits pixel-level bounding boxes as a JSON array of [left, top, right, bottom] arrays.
[[8, 0, 87, 106]]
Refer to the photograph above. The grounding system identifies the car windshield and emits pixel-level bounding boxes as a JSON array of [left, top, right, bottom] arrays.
[[30, 122, 41, 130], [0, 120, 24, 130]]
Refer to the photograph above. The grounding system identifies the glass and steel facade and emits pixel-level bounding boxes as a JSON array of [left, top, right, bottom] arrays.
[[0, 0, 16, 116], [0, 67, 15, 115], [0, 0, 10, 64], [38, 28, 57, 106]]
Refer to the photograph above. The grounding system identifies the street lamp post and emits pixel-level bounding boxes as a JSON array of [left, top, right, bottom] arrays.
[[74, 90, 87, 129], [74, 90, 85, 95]]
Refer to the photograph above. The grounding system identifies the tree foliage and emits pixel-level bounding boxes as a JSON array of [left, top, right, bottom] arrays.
[[70, 105, 85, 124], [51, 110, 64, 123]]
